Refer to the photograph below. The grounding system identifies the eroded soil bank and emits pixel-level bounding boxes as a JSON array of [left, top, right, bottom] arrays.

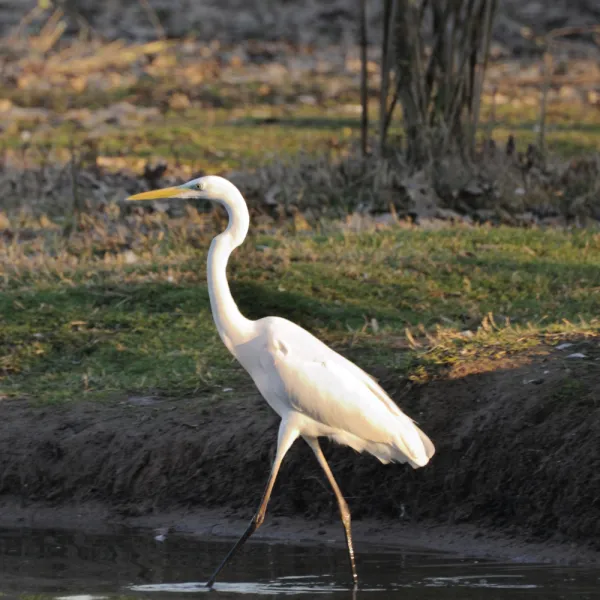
[[0, 344, 599, 563]]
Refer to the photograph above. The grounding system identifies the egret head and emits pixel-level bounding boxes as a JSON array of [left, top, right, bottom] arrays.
[[127, 175, 233, 203], [127, 175, 249, 243]]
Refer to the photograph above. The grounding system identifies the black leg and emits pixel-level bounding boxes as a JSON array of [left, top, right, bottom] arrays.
[[206, 421, 298, 588]]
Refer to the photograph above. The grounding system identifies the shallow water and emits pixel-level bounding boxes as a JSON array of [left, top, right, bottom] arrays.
[[0, 526, 599, 599]]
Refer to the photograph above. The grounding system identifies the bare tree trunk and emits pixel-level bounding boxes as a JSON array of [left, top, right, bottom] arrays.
[[384, 0, 497, 167], [469, 0, 498, 157], [394, 0, 428, 165]]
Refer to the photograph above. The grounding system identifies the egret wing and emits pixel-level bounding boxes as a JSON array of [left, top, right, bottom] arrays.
[[272, 347, 428, 463]]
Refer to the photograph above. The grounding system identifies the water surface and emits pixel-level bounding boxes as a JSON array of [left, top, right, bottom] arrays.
[[0, 526, 598, 599]]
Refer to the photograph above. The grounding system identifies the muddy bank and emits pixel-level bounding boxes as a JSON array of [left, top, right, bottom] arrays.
[[0, 344, 599, 560]]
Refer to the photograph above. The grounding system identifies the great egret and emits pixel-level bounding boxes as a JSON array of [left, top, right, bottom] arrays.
[[127, 176, 435, 588]]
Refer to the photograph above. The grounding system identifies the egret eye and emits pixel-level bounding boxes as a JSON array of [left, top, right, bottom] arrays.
[[197, 182, 205, 190]]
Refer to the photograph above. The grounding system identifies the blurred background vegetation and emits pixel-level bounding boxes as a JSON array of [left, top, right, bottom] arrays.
[[0, 0, 599, 403], [0, 0, 598, 227]]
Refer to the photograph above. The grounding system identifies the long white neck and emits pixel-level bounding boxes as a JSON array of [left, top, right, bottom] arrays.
[[207, 183, 255, 353]]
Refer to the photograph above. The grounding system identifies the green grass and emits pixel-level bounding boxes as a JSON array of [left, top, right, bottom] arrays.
[[480, 101, 600, 155], [3, 105, 359, 174], [5, 95, 599, 177], [1, 226, 599, 403]]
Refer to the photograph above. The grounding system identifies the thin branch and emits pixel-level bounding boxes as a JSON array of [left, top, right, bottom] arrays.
[[359, 0, 369, 156], [384, 81, 400, 135], [538, 46, 553, 159], [379, 0, 393, 155], [138, 0, 166, 40], [469, 0, 497, 155]]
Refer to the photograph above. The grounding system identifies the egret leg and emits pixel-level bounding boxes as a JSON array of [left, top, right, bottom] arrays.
[[206, 420, 298, 588], [304, 437, 358, 587]]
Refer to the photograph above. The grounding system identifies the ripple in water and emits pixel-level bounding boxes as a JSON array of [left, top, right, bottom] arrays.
[[129, 575, 380, 595], [421, 574, 538, 589], [128, 572, 538, 595]]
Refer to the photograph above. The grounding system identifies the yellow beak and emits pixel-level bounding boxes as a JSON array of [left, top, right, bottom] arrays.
[[127, 186, 183, 201]]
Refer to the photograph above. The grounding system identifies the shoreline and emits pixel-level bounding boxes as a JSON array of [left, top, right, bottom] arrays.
[[1, 498, 598, 566], [1, 345, 598, 567]]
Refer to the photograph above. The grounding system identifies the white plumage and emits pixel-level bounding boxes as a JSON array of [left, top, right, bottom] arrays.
[[251, 315, 433, 467], [128, 175, 435, 588]]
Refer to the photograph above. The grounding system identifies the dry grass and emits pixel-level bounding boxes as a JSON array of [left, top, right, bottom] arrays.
[[1, 133, 599, 233]]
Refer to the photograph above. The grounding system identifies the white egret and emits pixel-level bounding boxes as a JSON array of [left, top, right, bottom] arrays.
[[127, 176, 435, 588]]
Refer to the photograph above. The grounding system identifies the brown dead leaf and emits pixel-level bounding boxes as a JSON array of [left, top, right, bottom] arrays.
[[230, 55, 243, 68], [0, 212, 10, 230], [39, 215, 58, 229], [69, 76, 88, 92], [168, 93, 191, 110], [292, 211, 312, 233], [405, 328, 420, 349]]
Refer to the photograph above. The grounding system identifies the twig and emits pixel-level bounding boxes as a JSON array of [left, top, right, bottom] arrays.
[[486, 85, 498, 143], [545, 24, 600, 42], [69, 145, 83, 217], [7, 4, 45, 41], [383, 82, 399, 136], [139, 0, 166, 40], [537, 46, 553, 159]]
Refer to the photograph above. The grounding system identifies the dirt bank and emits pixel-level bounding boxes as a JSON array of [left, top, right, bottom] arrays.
[[0, 342, 599, 562]]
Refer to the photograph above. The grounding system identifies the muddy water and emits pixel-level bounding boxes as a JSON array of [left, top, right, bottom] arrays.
[[0, 527, 599, 599]]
